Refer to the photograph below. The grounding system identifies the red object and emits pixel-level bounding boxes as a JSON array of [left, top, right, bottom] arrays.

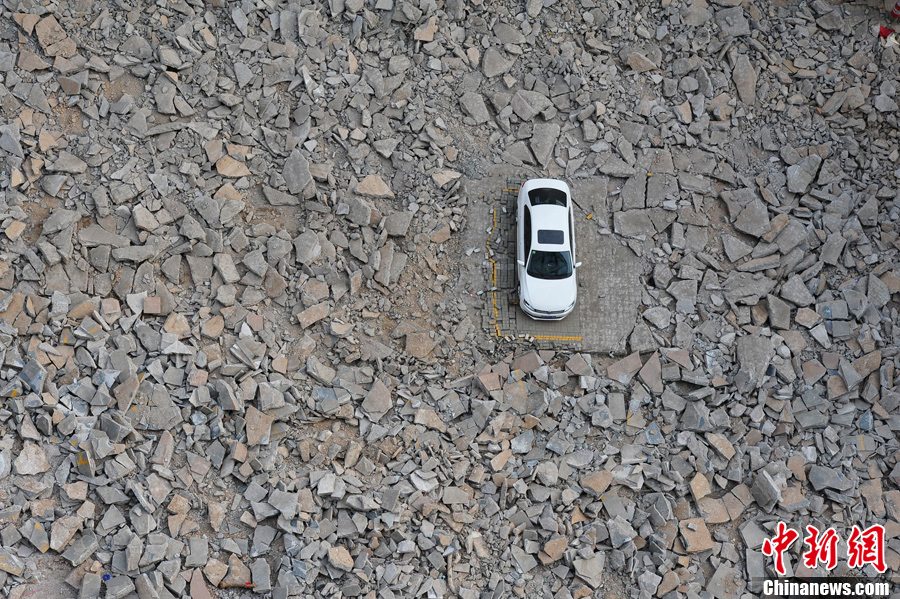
[[893, 1, 900, 19], [802, 526, 840, 571], [762, 522, 801, 576], [880, 25, 895, 38], [847, 524, 887, 573]]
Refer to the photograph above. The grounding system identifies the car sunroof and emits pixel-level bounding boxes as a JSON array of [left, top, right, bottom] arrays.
[[528, 188, 567, 206], [537, 229, 564, 244]]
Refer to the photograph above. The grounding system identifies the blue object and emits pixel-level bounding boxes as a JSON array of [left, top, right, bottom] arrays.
[[858, 410, 873, 432]]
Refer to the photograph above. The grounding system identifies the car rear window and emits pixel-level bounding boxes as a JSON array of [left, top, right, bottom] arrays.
[[537, 229, 564, 244], [528, 188, 567, 207]]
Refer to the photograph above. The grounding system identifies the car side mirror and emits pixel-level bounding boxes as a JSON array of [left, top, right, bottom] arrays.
[[517, 259, 525, 266], [575, 262, 583, 268]]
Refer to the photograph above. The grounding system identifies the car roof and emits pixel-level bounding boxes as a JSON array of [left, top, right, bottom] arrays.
[[529, 204, 570, 250]]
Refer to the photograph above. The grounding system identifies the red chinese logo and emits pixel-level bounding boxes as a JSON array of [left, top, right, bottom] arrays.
[[802, 526, 839, 571], [762, 521, 800, 576], [847, 524, 886, 573], [762, 522, 886, 575]]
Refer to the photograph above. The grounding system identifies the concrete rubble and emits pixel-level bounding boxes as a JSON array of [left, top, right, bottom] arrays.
[[0, 0, 897, 598]]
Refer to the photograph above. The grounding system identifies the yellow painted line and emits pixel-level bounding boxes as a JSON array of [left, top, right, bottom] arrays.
[[532, 334, 584, 342], [485, 203, 502, 338], [486, 207, 497, 288]]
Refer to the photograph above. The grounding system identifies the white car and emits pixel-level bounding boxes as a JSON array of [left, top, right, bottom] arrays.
[[516, 179, 581, 320]]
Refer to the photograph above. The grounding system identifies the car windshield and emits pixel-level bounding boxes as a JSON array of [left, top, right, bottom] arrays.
[[527, 250, 573, 280]]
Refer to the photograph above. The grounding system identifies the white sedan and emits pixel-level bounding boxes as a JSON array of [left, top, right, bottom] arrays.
[[516, 179, 581, 320]]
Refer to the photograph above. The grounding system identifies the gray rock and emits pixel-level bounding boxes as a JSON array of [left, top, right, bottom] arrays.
[[735, 335, 773, 392], [214, 380, 243, 411], [14, 442, 50, 475], [874, 94, 898, 113], [781, 275, 816, 306], [482, 47, 513, 77], [808, 465, 853, 491], [511, 90, 552, 121], [283, 150, 313, 196], [459, 92, 491, 124], [242, 250, 268, 277], [346, 196, 373, 226], [185, 536, 209, 567], [574, 552, 605, 588], [614, 210, 655, 236], [642, 306, 672, 329], [733, 198, 770, 238], [383, 211, 413, 237], [361, 379, 391, 421], [722, 234, 753, 262], [42, 209, 79, 234], [598, 157, 636, 177], [213, 253, 240, 283], [153, 77, 176, 114], [19, 359, 46, 392], [868, 273, 890, 309], [0, 548, 24, 576], [715, 6, 750, 37], [707, 565, 743, 599], [0, 126, 24, 157], [530, 123, 560, 167], [766, 294, 791, 329], [62, 531, 99, 566], [608, 516, 637, 548], [263, 185, 301, 206], [786, 155, 822, 194], [49, 151, 87, 174], [105, 575, 135, 599], [751, 470, 782, 512], [732, 54, 757, 105], [252, 558, 272, 592], [80, 573, 102, 598], [294, 231, 322, 265]]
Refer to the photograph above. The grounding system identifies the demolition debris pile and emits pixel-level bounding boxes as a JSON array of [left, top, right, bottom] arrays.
[[0, 0, 898, 597]]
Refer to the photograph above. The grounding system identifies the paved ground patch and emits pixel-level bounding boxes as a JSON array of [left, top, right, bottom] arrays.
[[475, 177, 642, 354]]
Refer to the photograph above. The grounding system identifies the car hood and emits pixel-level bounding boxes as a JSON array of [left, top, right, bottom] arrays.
[[522, 274, 576, 311]]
